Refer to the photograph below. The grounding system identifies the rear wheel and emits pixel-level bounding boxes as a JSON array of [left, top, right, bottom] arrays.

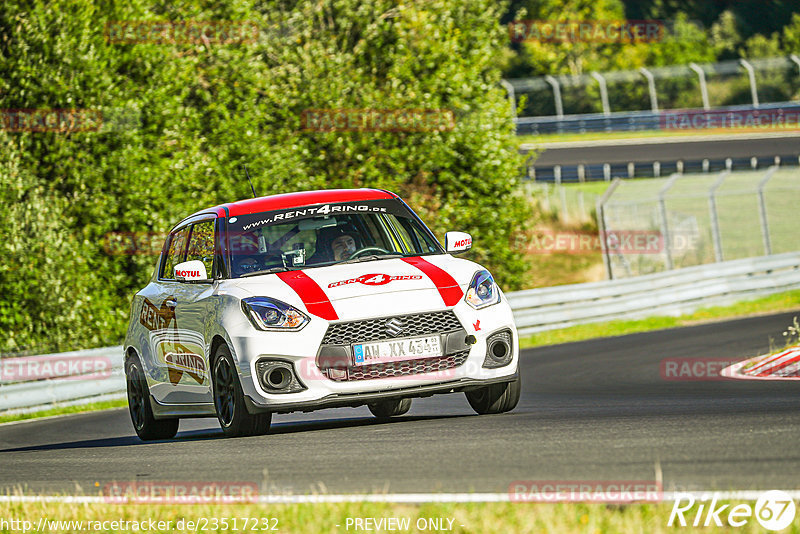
[[465, 375, 521, 415], [213, 344, 271, 437], [126, 356, 179, 441], [368, 398, 412, 419]]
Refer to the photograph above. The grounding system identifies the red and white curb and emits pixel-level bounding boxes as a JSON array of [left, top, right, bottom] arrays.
[[721, 346, 800, 380]]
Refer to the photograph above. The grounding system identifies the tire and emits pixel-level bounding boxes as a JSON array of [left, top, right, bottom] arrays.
[[465, 375, 521, 415], [126, 356, 179, 441], [212, 344, 272, 437], [368, 398, 412, 419]]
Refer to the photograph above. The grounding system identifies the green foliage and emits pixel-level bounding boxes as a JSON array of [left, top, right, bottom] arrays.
[[0, 0, 532, 353]]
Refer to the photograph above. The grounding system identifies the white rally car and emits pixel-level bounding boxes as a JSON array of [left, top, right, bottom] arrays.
[[124, 189, 520, 440]]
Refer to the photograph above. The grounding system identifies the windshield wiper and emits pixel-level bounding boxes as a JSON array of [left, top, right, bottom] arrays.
[[339, 253, 406, 265], [240, 266, 296, 277]]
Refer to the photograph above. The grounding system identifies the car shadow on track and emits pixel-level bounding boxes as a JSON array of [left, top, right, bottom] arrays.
[[0, 413, 470, 452]]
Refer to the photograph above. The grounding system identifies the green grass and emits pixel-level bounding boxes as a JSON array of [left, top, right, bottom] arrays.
[[1, 500, 794, 533], [518, 127, 800, 146], [520, 289, 800, 349], [0, 398, 127, 425]]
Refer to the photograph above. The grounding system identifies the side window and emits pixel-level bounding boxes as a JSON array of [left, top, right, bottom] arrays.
[[186, 220, 215, 276], [160, 227, 190, 280]]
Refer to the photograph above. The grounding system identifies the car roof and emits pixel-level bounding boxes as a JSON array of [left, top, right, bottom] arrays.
[[182, 188, 400, 222]]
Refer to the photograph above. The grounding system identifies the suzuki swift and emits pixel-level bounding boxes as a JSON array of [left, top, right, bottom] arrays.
[[124, 188, 520, 440]]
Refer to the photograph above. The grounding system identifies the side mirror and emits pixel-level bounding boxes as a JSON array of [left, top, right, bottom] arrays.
[[445, 231, 472, 254], [174, 260, 210, 282]]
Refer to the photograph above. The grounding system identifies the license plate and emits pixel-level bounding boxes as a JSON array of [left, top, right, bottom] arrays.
[[352, 336, 442, 366]]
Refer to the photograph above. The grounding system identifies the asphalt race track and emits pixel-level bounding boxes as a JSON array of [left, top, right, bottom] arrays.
[[1, 311, 799, 495], [533, 135, 800, 166]]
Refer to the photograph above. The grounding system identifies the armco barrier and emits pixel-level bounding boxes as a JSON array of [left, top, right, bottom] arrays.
[[1, 252, 799, 413], [0, 346, 125, 413], [507, 252, 800, 335]]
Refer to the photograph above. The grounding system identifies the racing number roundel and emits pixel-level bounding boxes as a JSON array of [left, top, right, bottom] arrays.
[[360, 274, 390, 285]]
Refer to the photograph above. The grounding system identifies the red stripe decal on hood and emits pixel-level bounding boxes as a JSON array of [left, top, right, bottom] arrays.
[[401, 256, 463, 307], [276, 271, 338, 321]]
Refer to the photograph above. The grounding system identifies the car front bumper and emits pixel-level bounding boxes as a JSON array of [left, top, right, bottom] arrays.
[[226, 299, 520, 414]]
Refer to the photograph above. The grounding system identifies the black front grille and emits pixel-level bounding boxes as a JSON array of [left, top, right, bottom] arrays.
[[321, 311, 463, 345], [325, 350, 469, 382]]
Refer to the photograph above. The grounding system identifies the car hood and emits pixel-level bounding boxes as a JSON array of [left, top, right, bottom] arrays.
[[225, 255, 481, 320]]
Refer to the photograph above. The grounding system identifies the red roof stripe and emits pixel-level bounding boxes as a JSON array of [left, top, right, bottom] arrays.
[[401, 256, 463, 307], [276, 271, 339, 321], [224, 189, 395, 217]]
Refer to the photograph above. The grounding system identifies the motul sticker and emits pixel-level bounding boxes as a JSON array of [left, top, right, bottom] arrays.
[[327, 273, 423, 288]]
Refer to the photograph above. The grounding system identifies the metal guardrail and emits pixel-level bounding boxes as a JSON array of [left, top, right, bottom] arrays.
[[0, 346, 125, 414], [526, 154, 798, 183], [508, 252, 800, 335], [2, 252, 799, 413], [514, 102, 800, 136]]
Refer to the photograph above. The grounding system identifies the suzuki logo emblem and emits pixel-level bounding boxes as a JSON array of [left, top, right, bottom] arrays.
[[385, 318, 406, 337]]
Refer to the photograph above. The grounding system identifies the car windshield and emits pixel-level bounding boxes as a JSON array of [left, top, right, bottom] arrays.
[[225, 200, 442, 278]]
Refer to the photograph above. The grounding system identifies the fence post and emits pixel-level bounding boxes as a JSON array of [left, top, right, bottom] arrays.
[[639, 67, 659, 112], [500, 79, 516, 118], [544, 75, 564, 118], [591, 71, 611, 116], [500, 79, 517, 134], [739, 59, 759, 108], [757, 166, 778, 256], [708, 170, 730, 263], [689, 63, 710, 110], [597, 178, 622, 280], [659, 173, 681, 270], [791, 54, 800, 75]]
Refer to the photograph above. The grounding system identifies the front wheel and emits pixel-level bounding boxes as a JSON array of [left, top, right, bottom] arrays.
[[126, 356, 179, 441], [465, 375, 521, 415], [213, 344, 272, 437], [368, 398, 412, 419]]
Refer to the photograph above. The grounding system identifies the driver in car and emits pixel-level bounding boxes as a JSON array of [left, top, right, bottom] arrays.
[[312, 225, 363, 263]]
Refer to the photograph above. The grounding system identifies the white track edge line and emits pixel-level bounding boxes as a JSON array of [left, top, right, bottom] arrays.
[[2, 491, 800, 504]]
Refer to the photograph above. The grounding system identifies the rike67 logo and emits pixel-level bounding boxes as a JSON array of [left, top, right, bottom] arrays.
[[328, 273, 422, 288]]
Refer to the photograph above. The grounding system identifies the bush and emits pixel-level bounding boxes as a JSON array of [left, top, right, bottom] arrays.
[[0, 0, 532, 352]]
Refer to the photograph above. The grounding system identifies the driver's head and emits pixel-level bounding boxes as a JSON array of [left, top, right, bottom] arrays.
[[317, 224, 360, 261], [331, 234, 357, 261]]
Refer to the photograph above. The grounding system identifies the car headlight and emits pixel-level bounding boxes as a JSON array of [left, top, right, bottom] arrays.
[[465, 270, 500, 309], [241, 297, 309, 331]]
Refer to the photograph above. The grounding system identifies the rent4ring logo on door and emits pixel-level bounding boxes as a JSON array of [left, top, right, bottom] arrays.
[[328, 273, 422, 288], [151, 331, 208, 386]]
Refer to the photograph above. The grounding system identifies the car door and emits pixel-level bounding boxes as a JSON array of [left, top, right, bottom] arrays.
[[169, 218, 217, 404], [144, 218, 215, 405]]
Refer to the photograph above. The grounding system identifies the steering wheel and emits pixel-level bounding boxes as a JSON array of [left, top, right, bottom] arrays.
[[349, 246, 391, 259]]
